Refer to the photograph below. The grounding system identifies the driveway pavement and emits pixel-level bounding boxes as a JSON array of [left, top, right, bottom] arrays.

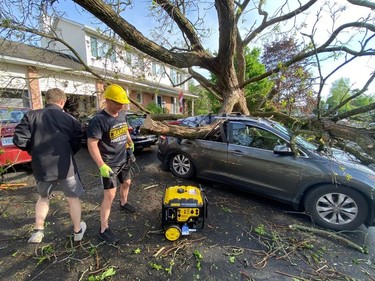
[[1, 145, 375, 280]]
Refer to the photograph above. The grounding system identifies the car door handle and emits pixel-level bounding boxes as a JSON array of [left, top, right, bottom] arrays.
[[232, 150, 245, 156], [183, 140, 194, 145]]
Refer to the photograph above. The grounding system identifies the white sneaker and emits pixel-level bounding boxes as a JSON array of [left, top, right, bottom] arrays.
[[74, 222, 87, 241], [28, 230, 44, 243]]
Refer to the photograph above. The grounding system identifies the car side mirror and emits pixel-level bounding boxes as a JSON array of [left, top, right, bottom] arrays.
[[274, 145, 294, 156]]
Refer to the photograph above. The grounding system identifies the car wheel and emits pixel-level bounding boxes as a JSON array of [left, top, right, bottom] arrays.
[[169, 153, 195, 179], [304, 185, 368, 231]]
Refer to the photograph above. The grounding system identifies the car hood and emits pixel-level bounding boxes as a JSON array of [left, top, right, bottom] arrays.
[[325, 155, 375, 189]]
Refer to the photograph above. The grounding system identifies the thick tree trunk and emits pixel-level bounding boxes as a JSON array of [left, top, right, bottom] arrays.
[[218, 89, 250, 115], [142, 116, 215, 139], [318, 119, 375, 161]]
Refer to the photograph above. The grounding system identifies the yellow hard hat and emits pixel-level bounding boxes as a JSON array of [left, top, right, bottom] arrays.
[[104, 84, 130, 104]]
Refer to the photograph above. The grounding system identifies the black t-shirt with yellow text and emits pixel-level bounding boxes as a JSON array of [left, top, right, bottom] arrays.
[[87, 110, 129, 168]]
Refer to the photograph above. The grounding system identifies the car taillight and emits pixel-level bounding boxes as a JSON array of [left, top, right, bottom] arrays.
[[128, 126, 133, 134]]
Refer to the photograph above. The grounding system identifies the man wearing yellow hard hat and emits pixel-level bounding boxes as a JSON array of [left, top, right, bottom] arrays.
[[87, 84, 135, 243]]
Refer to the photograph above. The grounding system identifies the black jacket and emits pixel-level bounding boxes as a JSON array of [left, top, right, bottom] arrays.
[[13, 104, 83, 181]]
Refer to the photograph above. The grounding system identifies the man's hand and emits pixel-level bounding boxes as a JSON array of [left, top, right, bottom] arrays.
[[129, 142, 134, 152], [99, 164, 113, 178]]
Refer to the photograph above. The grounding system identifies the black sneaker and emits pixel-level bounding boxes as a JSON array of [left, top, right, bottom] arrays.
[[119, 202, 136, 213], [99, 228, 119, 243]]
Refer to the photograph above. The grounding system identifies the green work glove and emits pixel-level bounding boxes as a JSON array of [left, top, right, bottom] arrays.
[[99, 164, 113, 178], [126, 142, 134, 152]]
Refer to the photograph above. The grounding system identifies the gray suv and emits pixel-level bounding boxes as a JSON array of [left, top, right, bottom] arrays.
[[158, 115, 375, 231]]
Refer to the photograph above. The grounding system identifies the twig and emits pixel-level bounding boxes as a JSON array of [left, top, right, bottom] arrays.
[[147, 230, 163, 234], [289, 224, 365, 253], [360, 267, 375, 281], [239, 271, 253, 280], [143, 184, 158, 190], [275, 270, 310, 280], [0, 182, 27, 189], [153, 246, 166, 257], [88, 265, 110, 275], [316, 264, 328, 272], [78, 269, 89, 281], [137, 226, 151, 242]]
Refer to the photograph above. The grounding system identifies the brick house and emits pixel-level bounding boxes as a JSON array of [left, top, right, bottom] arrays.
[[0, 17, 196, 116]]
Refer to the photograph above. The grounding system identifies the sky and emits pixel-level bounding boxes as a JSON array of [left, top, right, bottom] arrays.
[[56, 0, 374, 100]]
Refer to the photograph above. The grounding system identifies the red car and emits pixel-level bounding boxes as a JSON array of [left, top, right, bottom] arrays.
[[0, 107, 31, 167]]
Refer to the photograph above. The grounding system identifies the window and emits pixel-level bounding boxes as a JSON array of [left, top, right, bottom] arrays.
[[170, 68, 183, 85], [90, 37, 98, 57], [107, 45, 116, 62], [152, 62, 157, 75], [232, 123, 283, 150], [137, 55, 145, 70], [157, 95, 162, 107], [0, 88, 29, 108], [0, 108, 28, 124], [151, 62, 165, 77], [232, 124, 253, 146], [160, 65, 166, 77], [136, 93, 143, 104], [90, 37, 116, 62], [170, 68, 177, 84], [125, 51, 132, 65]]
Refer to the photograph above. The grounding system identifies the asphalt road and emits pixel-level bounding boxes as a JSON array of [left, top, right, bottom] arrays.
[[75, 145, 375, 254], [3, 145, 375, 251], [2, 145, 375, 280]]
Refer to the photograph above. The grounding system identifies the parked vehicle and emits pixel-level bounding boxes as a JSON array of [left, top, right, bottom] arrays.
[[127, 113, 158, 151], [0, 107, 31, 167], [80, 112, 158, 151], [158, 114, 375, 231]]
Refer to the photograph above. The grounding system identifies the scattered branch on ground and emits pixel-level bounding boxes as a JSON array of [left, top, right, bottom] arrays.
[[289, 224, 366, 253]]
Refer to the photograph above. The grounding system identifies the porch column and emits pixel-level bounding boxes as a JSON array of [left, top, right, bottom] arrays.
[[27, 66, 42, 109], [96, 80, 105, 109]]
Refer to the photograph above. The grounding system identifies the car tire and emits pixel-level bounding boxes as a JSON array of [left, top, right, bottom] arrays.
[[169, 153, 195, 179], [304, 185, 368, 231]]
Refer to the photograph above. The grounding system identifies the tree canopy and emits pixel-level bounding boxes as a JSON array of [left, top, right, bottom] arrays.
[[0, 0, 374, 163]]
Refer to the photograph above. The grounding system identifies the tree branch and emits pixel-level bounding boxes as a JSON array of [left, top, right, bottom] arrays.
[[332, 102, 375, 121], [241, 22, 375, 88], [188, 68, 223, 101], [0, 22, 106, 82], [324, 71, 375, 118], [73, 0, 214, 70], [346, 0, 375, 9], [155, 0, 205, 52], [243, 0, 319, 45]]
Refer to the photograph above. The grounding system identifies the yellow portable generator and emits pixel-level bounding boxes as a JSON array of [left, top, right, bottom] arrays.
[[162, 185, 207, 241]]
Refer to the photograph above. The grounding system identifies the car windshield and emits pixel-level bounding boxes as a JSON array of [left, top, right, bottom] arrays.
[[0, 108, 27, 124], [128, 116, 145, 127], [270, 121, 318, 151]]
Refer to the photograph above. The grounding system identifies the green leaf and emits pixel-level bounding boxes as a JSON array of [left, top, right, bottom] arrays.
[[101, 267, 116, 278], [134, 248, 141, 254], [150, 262, 163, 270], [254, 224, 266, 236], [194, 250, 203, 260]]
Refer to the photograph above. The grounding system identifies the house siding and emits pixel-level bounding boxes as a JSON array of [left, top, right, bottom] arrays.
[[1, 17, 197, 116], [41, 18, 88, 64]]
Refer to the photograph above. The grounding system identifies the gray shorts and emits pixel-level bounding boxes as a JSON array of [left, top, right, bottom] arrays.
[[36, 173, 84, 198]]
